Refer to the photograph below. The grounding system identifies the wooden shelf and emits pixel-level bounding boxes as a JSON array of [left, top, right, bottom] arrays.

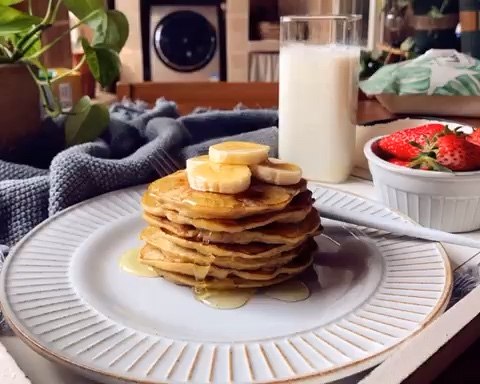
[[226, 0, 334, 81], [248, 39, 279, 53]]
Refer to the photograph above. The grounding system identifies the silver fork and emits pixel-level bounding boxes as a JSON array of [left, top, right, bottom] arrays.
[[318, 200, 480, 249], [148, 146, 182, 176]]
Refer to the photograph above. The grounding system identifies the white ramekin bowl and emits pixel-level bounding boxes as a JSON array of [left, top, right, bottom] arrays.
[[364, 136, 480, 233]]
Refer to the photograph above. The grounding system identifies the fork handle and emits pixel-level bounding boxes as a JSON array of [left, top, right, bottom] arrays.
[[317, 203, 480, 249]]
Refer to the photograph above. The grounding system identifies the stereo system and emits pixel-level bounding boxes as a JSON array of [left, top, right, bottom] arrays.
[[115, 0, 226, 83]]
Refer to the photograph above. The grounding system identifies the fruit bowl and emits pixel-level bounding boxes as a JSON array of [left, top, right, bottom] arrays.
[[364, 136, 480, 233]]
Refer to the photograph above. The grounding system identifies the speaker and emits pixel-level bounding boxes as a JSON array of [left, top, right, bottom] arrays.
[[149, 5, 221, 81]]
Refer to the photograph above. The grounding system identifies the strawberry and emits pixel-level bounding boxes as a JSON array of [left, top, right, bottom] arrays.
[[467, 128, 480, 147], [388, 158, 410, 167], [411, 134, 480, 172], [378, 124, 447, 161]]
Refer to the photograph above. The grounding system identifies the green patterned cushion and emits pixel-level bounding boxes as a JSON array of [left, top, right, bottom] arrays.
[[360, 49, 480, 96]]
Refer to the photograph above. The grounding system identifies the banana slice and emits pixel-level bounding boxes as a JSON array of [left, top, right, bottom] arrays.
[[209, 141, 269, 165], [186, 155, 210, 171], [187, 162, 251, 194], [250, 158, 302, 186]]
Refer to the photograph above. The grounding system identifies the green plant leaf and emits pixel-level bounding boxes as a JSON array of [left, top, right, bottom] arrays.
[[92, 10, 129, 52], [82, 38, 120, 87], [0, 6, 41, 35], [65, 96, 109, 146], [9, 30, 43, 67], [10, 30, 42, 56], [0, 33, 14, 53], [62, 0, 104, 20], [0, 0, 23, 5], [23, 35, 40, 56], [400, 36, 415, 52], [21, 39, 42, 67], [428, 6, 443, 18]]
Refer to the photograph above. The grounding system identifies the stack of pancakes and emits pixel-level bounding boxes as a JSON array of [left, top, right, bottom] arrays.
[[139, 170, 321, 289]]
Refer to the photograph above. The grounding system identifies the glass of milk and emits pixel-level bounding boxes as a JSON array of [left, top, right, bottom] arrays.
[[279, 15, 362, 183]]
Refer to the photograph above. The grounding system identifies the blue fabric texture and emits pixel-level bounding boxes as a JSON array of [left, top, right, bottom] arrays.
[[0, 99, 278, 247]]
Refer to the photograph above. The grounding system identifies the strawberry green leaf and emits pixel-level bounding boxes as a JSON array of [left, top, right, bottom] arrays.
[[409, 141, 422, 149], [432, 163, 453, 173]]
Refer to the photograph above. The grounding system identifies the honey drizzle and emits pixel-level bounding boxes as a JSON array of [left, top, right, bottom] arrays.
[[263, 280, 310, 302], [195, 288, 256, 309], [192, 231, 255, 310], [119, 248, 159, 277], [119, 246, 311, 309]]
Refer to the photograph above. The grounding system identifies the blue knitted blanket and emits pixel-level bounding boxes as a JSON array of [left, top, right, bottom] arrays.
[[0, 99, 477, 334], [0, 99, 278, 246]]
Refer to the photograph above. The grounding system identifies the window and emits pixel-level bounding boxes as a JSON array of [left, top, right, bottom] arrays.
[[337, 0, 383, 49]]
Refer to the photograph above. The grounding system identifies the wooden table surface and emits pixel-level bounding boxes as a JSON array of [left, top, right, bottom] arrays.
[[116, 81, 480, 127]]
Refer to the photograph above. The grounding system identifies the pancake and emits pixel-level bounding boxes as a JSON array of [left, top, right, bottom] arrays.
[[144, 209, 321, 245], [140, 244, 313, 281], [143, 190, 314, 234], [155, 269, 297, 289], [141, 246, 314, 288], [137, 150, 321, 294], [141, 226, 306, 259], [144, 170, 307, 219], [140, 235, 313, 271]]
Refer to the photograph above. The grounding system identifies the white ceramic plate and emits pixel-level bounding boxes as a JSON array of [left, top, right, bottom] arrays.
[[0, 185, 452, 384]]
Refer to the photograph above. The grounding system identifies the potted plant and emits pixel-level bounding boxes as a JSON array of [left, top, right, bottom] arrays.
[[410, 0, 460, 54], [383, 0, 459, 54], [0, 0, 129, 154]]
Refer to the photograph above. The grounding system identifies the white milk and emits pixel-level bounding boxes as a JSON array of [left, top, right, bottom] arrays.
[[278, 43, 360, 183]]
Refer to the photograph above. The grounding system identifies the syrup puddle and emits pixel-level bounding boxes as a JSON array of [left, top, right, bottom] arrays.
[[120, 248, 312, 309], [119, 248, 159, 277], [194, 287, 256, 309], [263, 280, 310, 302]]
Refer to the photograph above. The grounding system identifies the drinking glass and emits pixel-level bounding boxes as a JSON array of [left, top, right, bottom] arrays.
[[278, 15, 362, 183]]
